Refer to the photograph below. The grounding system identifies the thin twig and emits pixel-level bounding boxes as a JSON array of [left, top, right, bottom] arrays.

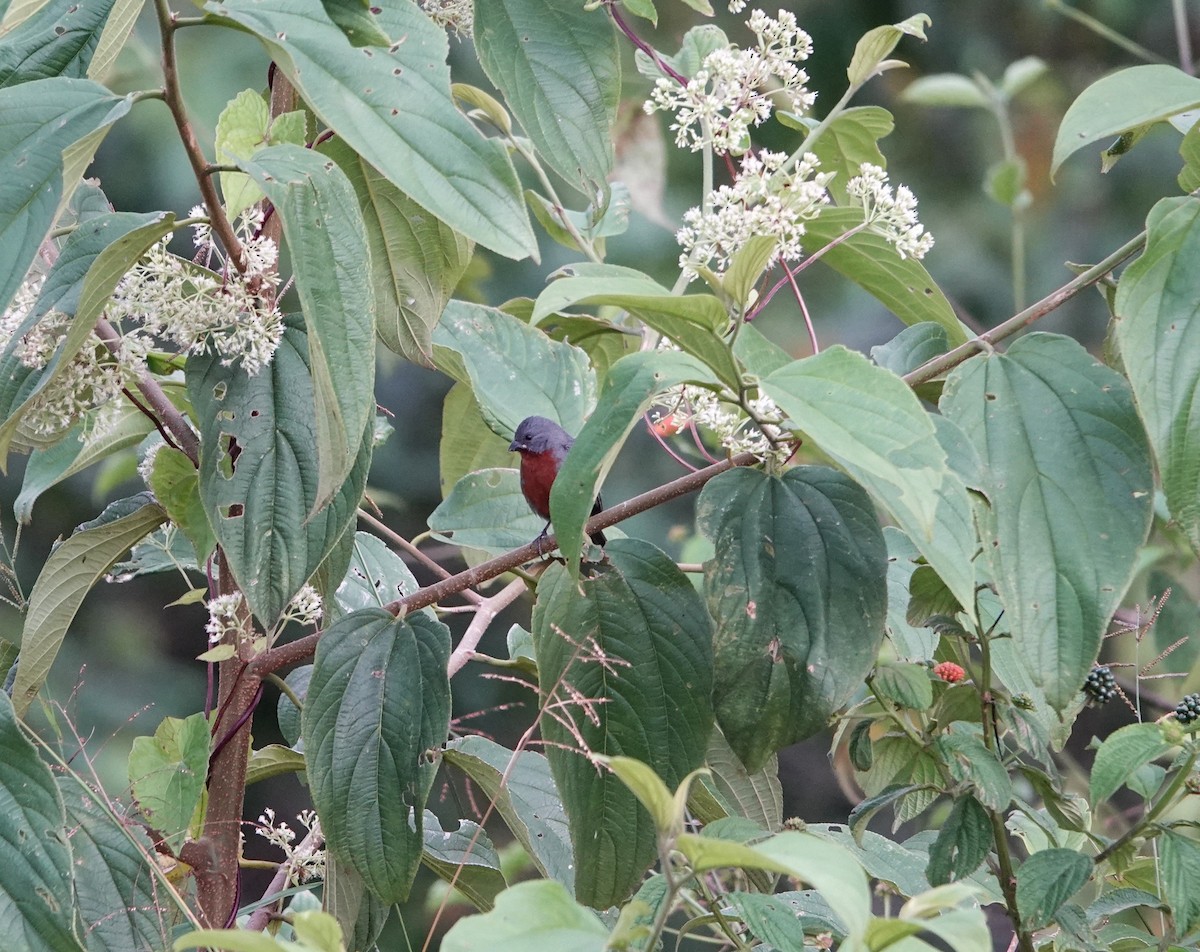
[[357, 508, 482, 603], [447, 577, 531, 677]]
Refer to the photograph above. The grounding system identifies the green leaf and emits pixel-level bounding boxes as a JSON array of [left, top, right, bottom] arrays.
[[1016, 848, 1091, 929], [873, 661, 934, 711], [332, 531, 421, 618], [599, 756, 679, 835], [323, 854, 388, 952], [421, 812, 506, 911], [214, 90, 307, 218], [0, 78, 130, 319], [697, 466, 887, 769], [187, 318, 372, 626], [176, 911, 344, 952], [926, 795, 992, 886], [763, 346, 977, 621], [533, 540, 714, 907], [799, 208, 966, 345], [940, 333, 1153, 709], [208, 0, 535, 258], [438, 382, 514, 499], [0, 0, 117, 86], [474, 0, 619, 194], [245, 744, 306, 786], [725, 891, 810, 950], [935, 731, 1011, 811], [549, 349, 715, 569], [1002, 57, 1048, 98], [127, 713, 210, 853], [302, 607, 451, 903], [0, 209, 175, 463], [238, 144, 374, 514], [321, 0, 391, 47], [0, 692, 78, 950], [900, 73, 989, 109], [12, 495, 165, 716], [148, 446, 215, 564], [699, 727, 782, 833], [809, 822, 932, 899], [532, 263, 740, 388], [1052, 65, 1200, 179], [443, 735, 574, 892], [430, 468, 547, 555], [791, 105, 895, 203], [1089, 722, 1173, 804], [1115, 196, 1200, 555], [59, 771, 176, 952], [872, 323, 950, 379], [1160, 830, 1200, 933], [433, 300, 596, 438], [846, 14, 930, 88], [321, 137, 471, 367], [732, 321, 792, 378], [441, 881, 608, 952], [1180, 120, 1200, 193], [883, 528, 937, 661]]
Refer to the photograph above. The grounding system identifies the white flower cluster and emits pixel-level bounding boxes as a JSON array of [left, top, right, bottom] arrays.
[[279, 584, 323, 628], [653, 381, 791, 465], [677, 151, 832, 278], [256, 807, 325, 882], [420, 0, 473, 38], [846, 163, 935, 260], [645, 9, 815, 154], [205, 592, 245, 647]]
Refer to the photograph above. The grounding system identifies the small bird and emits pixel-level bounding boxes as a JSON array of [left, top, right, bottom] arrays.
[[509, 415, 607, 552]]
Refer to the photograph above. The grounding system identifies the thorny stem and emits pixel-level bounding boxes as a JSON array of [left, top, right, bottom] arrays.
[[903, 228, 1147, 387], [254, 452, 759, 677], [153, 0, 246, 274]]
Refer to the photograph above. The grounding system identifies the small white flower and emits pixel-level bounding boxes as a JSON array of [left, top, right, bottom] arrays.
[[846, 163, 935, 260], [283, 584, 323, 627], [205, 593, 245, 646]]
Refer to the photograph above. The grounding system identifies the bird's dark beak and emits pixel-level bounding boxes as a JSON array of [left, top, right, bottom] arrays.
[[508, 439, 523, 452]]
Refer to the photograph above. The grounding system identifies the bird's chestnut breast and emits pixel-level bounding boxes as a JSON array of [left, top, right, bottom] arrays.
[[519, 451, 559, 520]]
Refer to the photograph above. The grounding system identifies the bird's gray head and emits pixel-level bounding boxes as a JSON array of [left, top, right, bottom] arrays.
[[509, 415, 574, 456]]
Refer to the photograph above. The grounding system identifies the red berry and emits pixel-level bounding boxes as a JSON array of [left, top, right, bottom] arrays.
[[650, 413, 683, 437], [934, 661, 965, 683]]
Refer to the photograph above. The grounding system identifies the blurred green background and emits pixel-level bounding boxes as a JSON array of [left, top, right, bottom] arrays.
[[0, 0, 1193, 945]]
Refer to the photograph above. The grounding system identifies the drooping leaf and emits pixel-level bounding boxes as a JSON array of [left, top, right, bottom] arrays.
[[1052, 65, 1200, 178], [441, 881, 608, 952], [324, 854, 388, 952], [239, 144, 375, 514], [443, 735, 574, 891], [127, 713, 210, 854], [1161, 830, 1200, 933], [0, 78, 131, 319], [763, 346, 977, 620], [533, 540, 714, 907], [188, 318, 372, 626], [1114, 196, 1200, 555], [846, 13, 930, 88], [59, 773, 177, 952], [697, 727, 783, 833], [421, 811, 506, 911], [0, 209, 175, 463], [207, 0, 535, 258], [148, 446, 214, 564], [940, 333, 1153, 709], [433, 299, 596, 437], [0, 0, 117, 87], [322, 136, 472, 367], [1015, 848, 1091, 929], [302, 607, 451, 903], [0, 692, 78, 950], [474, 0, 619, 194], [799, 208, 966, 345], [698, 466, 886, 769], [926, 795, 992, 886], [783, 105, 894, 203], [549, 349, 716, 569], [900, 73, 989, 109], [12, 494, 165, 716]]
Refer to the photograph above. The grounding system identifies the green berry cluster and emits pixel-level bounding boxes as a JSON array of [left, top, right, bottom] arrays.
[[1176, 693, 1200, 724], [1084, 665, 1117, 705]]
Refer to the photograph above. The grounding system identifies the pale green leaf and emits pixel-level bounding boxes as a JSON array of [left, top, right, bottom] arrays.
[[441, 881, 607, 952], [127, 713, 209, 853]]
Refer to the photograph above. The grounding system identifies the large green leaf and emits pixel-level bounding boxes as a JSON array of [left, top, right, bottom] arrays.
[[763, 346, 977, 619], [474, 0, 619, 193], [429, 468, 546, 555], [438, 382, 513, 499], [783, 105, 892, 204], [800, 208, 965, 345], [697, 466, 887, 769], [549, 349, 716, 569], [0, 692, 78, 950], [443, 735, 574, 892], [421, 812, 506, 912], [940, 333, 1153, 709], [441, 881, 607, 952], [532, 539, 714, 907], [239, 144, 374, 514], [532, 263, 740, 388], [1052, 65, 1200, 178], [1114, 196, 1200, 555], [0, 78, 130, 318], [207, 0, 535, 259], [126, 713, 209, 854], [1015, 848, 1091, 929], [0, 208, 171, 464], [0, 0, 117, 86], [302, 607, 451, 904], [323, 855, 388, 952], [332, 531, 421, 619], [187, 318, 371, 626], [12, 494, 165, 717], [321, 137, 472, 367], [59, 773, 176, 952], [433, 300, 596, 437]]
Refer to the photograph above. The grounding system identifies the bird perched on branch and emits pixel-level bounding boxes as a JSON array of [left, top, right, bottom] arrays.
[[509, 415, 607, 552]]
